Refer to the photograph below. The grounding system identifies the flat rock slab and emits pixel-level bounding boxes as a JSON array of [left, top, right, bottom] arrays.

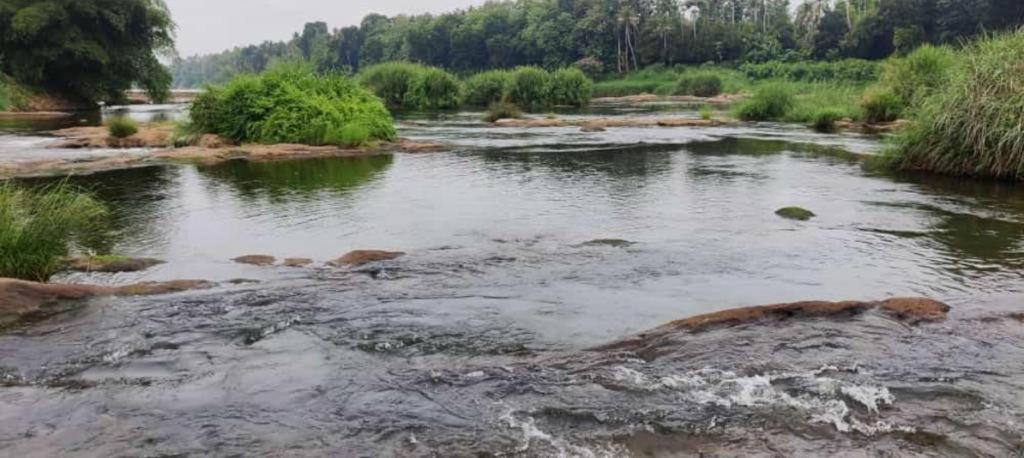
[[328, 250, 405, 267], [66, 256, 165, 273], [283, 258, 314, 268], [233, 255, 277, 266]]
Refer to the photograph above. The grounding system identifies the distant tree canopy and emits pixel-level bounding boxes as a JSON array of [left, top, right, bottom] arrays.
[[171, 0, 1024, 88], [0, 0, 175, 103]]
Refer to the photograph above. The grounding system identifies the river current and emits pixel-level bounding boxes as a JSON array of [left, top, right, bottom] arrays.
[[1, 103, 1023, 456]]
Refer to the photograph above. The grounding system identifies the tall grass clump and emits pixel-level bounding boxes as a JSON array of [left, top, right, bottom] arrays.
[[358, 62, 461, 110], [879, 45, 956, 108], [740, 59, 879, 83], [549, 68, 593, 107], [107, 116, 139, 138], [861, 87, 903, 123], [0, 79, 8, 111], [885, 31, 1024, 180], [190, 63, 396, 146], [674, 72, 723, 97], [0, 183, 108, 282], [810, 108, 844, 132], [507, 66, 552, 110], [463, 70, 512, 107], [592, 67, 678, 97], [734, 83, 795, 121], [483, 101, 522, 123]]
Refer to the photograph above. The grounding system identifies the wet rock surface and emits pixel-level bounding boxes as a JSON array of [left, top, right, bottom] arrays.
[[232, 255, 277, 266], [65, 256, 164, 273], [328, 250, 405, 267], [776, 206, 817, 221], [283, 258, 314, 268]]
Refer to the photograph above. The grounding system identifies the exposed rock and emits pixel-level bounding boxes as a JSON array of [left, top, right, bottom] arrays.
[[395, 138, 448, 153], [577, 239, 636, 248], [232, 255, 276, 266], [595, 298, 950, 354], [494, 117, 729, 129], [226, 278, 261, 285], [283, 258, 314, 268], [776, 206, 816, 221], [1010, 313, 1024, 323], [66, 256, 164, 273], [328, 250, 405, 267], [52, 124, 174, 149], [0, 278, 215, 324], [197, 134, 230, 149], [592, 93, 744, 105]]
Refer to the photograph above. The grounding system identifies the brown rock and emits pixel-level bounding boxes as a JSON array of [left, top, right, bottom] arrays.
[[197, 134, 229, 148], [114, 280, 215, 296], [1009, 313, 1024, 323], [283, 258, 314, 268], [66, 256, 164, 273], [328, 250, 405, 267], [879, 298, 950, 323], [52, 124, 173, 149], [232, 255, 276, 266]]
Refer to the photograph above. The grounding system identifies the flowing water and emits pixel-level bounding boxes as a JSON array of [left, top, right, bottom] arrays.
[[1, 104, 1023, 456]]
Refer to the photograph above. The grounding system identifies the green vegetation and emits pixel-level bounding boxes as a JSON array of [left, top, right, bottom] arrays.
[[861, 88, 903, 123], [0, 79, 7, 111], [483, 102, 522, 123], [107, 117, 139, 139], [776, 207, 816, 221], [735, 84, 795, 121], [463, 70, 513, 107], [884, 31, 1024, 180], [549, 68, 593, 107], [358, 62, 461, 110], [674, 72, 723, 97], [592, 68, 677, 97], [879, 45, 956, 109], [190, 63, 396, 147], [506, 67, 550, 110], [0, 182, 108, 282], [699, 106, 713, 121], [811, 108, 844, 132], [0, 0, 174, 103], [171, 1, 1024, 88]]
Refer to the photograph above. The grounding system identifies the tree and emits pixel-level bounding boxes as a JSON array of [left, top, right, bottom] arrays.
[[0, 0, 175, 103]]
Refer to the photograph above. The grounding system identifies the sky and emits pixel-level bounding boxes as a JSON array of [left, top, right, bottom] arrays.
[[166, 0, 489, 57]]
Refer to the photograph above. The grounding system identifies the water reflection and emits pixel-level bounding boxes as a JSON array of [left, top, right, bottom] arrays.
[[196, 155, 393, 201]]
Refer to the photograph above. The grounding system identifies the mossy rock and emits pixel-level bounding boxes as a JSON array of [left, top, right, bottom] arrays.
[[775, 207, 816, 221], [66, 255, 164, 273]]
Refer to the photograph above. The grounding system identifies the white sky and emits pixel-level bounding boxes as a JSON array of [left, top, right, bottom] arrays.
[[166, 0, 489, 57]]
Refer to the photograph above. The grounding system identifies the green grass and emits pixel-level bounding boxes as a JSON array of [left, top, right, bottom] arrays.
[[0, 182, 108, 282], [483, 102, 522, 123], [549, 67, 593, 107], [463, 70, 512, 107], [810, 108, 844, 132], [190, 62, 396, 146], [674, 72, 723, 97], [0, 80, 7, 111], [861, 87, 903, 123], [740, 59, 879, 83], [358, 62, 461, 110], [107, 116, 139, 138], [883, 30, 1024, 180], [506, 66, 551, 110], [734, 83, 795, 121], [594, 67, 747, 98]]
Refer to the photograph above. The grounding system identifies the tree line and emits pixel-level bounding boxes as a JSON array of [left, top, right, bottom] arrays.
[[171, 0, 1024, 88]]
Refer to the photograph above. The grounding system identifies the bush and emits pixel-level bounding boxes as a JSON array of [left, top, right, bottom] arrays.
[[483, 102, 522, 123], [549, 68, 593, 107], [0, 183, 108, 281], [358, 62, 461, 110], [107, 116, 139, 138], [861, 87, 903, 123], [190, 63, 396, 146], [811, 108, 844, 132], [507, 66, 552, 110], [887, 31, 1024, 180], [879, 45, 956, 107], [674, 72, 723, 97], [463, 70, 512, 107], [740, 59, 879, 83], [735, 83, 795, 121]]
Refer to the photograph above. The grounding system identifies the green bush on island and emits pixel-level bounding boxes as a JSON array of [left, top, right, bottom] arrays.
[[189, 63, 396, 146], [107, 116, 139, 138], [463, 70, 513, 107], [884, 31, 1024, 180], [358, 62, 461, 110], [549, 68, 593, 107], [0, 183, 108, 282], [507, 67, 552, 110], [674, 72, 723, 97], [811, 108, 844, 132], [735, 83, 795, 121]]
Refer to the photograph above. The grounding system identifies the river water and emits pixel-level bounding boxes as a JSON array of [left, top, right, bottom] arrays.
[[1, 104, 1023, 456]]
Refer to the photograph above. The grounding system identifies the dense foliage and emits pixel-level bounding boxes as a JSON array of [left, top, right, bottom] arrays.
[[886, 30, 1024, 180], [189, 64, 396, 147], [463, 70, 512, 106], [170, 0, 1024, 88], [0, 0, 175, 103], [358, 62, 461, 110], [739, 59, 878, 83], [107, 116, 139, 138], [0, 182, 108, 281]]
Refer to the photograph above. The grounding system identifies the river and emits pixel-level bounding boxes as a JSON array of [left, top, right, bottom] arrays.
[[1, 103, 1023, 456]]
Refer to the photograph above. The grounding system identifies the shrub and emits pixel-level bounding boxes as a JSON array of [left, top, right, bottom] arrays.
[[483, 102, 522, 123], [190, 63, 396, 146], [674, 72, 723, 97], [699, 105, 713, 120], [359, 62, 461, 110], [740, 59, 880, 83], [549, 68, 593, 107], [170, 119, 203, 147], [880, 45, 956, 107], [810, 108, 844, 132], [887, 31, 1024, 180], [507, 67, 552, 110], [735, 83, 794, 121], [323, 123, 371, 147], [463, 70, 512, 107], [107, 116, 139, 138], [0, 183, 108, 282], [861, 87, 903, 123], [575, 57, 605, 78]]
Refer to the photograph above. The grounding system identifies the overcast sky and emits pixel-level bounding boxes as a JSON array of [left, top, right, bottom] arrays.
[[166, 0, 489, 57]]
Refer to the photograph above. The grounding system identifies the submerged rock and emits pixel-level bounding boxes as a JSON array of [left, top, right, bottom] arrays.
[[232, 255, 276, 266], [776, 206, 816, 221], [283, 258, 314, 268], [580, 124, 607, 133], [66, 256, 164, 273], [328, 250, 405, 267], [576, 239, 637, 248]]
